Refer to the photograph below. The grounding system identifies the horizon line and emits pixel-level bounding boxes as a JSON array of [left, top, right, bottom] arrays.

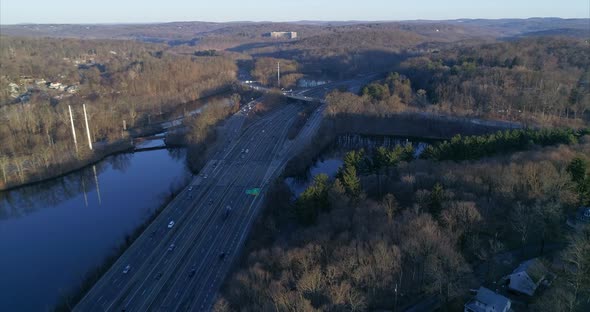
[[1, 16, 589, 26]]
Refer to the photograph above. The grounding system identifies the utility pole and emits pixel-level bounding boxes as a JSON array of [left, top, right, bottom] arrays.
[[277, 61, 280, 88], [83, 104, 93, 150], [81, 176, 88, 208], [93, 165, 102, 205], [68, 105, 78, 152]]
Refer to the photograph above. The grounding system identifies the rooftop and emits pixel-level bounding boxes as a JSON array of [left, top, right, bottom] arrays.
[[465, 287, 511, 312]]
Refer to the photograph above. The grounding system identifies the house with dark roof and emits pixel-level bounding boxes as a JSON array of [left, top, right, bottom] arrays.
[[577, 206, 590, 223], [464, 287, 511, 312], [506, 258, 547, 296]]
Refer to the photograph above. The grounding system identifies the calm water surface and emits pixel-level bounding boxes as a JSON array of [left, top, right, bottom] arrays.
[[286, 135, 430, 197], [0, 146, 189, 311]]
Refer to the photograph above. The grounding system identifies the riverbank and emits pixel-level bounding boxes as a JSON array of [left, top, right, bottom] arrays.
[[52, 177, 188, 312], [0, 85, 243, 192], [0, 140, 133, 192]]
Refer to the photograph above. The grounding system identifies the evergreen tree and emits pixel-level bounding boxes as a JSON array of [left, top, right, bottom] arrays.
[[343, 149, 365, 170], [567, 157, 590, 205], [342, 165, 361, 197], [295, 174, 330, 225], [567, 157, 588, 184]]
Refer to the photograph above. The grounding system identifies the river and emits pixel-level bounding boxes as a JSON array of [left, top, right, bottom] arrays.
[[0, 143, 189, 311]]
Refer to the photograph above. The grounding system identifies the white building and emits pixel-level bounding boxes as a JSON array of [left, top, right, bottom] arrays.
[[65, 85, 79, 94], [49, 82, 63, 90], [464, 287, 511, 312], [8, 83, 20, 98], [269, 31, 298, 39]]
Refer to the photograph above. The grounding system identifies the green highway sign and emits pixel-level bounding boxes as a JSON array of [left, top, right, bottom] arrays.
[[245, 188, 261, 196]]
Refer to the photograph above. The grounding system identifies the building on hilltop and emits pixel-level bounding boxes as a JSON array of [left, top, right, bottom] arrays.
[[266, 31, 298, 39]]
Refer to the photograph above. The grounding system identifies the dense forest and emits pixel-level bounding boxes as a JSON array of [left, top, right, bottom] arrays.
[[0, 36, 237, 189], [216, 131, 590, 311], [238, 33, 589, 127], [322, 39, 589, 126], [400, 38, 590, 124]]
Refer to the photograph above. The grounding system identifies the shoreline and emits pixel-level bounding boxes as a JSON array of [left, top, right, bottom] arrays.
[[0, 140, 133, 192], [0, 87, 237, 192]]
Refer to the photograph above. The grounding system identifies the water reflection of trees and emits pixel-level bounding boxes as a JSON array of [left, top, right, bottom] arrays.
[[167, 147, 186, 161], [0, 160, 108, 220], [110, 153, 132, 173], [0, 148, 189, 220]]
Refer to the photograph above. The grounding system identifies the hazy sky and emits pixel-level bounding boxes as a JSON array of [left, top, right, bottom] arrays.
[[1, 0, 589, 24]]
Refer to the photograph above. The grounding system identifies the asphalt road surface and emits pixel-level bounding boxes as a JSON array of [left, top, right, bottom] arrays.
[[74, 102, 325, 312]]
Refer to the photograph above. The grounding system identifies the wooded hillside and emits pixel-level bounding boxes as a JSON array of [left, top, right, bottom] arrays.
[[0, 36, 237, 189]]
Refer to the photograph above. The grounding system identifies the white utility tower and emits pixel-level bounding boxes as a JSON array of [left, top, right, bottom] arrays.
[[68, 105, 78, 152], [83, 104, 93, 150], [277, 61, 280, 88]]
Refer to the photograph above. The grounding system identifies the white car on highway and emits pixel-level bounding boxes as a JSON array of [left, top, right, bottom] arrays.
[[123, 265, 131, 274], [168, 221, 175, 229]]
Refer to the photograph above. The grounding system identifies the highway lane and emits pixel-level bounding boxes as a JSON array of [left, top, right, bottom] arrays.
[[149, 104, 324, 311], [74, 106, 249, 310], [186, 104, 327, 311], [75, 103, 302, 312], [74, 110, 249, 311], [166, 106, 299, 311], [121, 107, 296, 310], [123, 106, 298, 311]]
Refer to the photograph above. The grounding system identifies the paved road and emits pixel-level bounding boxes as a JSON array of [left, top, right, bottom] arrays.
[[74, 102, 325, 312], [240, 73, 379, 104]]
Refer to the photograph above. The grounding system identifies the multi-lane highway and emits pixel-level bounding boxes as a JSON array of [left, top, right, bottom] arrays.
[[74, 101, 325, 312]]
